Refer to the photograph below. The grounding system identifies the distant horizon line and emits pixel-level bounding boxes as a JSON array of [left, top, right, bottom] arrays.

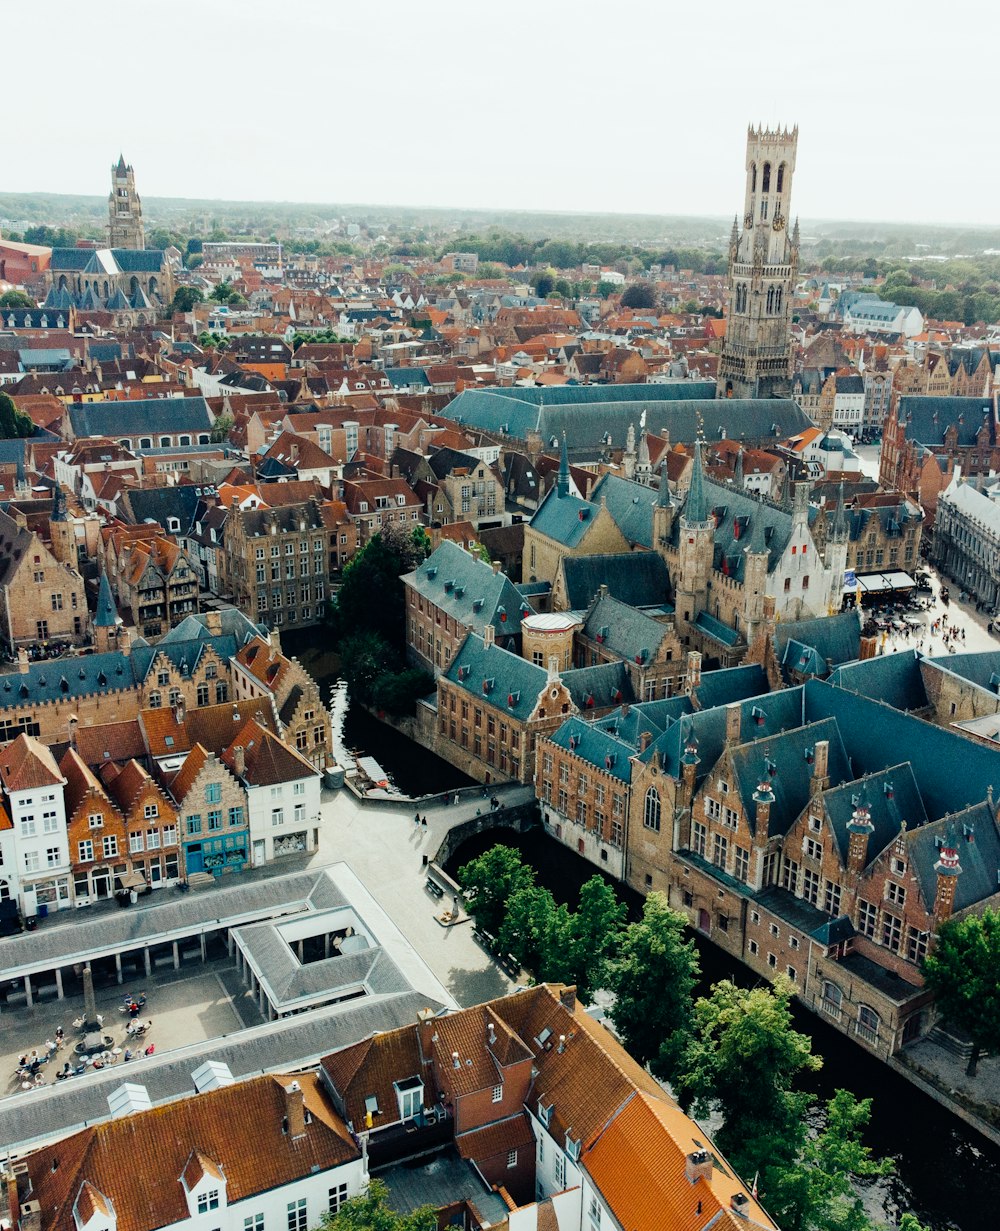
[[2, 188, 998, 236]]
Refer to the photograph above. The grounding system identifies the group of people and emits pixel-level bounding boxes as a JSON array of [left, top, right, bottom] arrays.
[[14, 994, 156, 1092]]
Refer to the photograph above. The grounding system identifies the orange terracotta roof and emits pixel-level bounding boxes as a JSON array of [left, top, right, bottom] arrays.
[[584, 1091, 772, 1231], [140, 698, 277, 759], [0, 733, 63, 793], [222, 719, 316, 787], [166, 743, 210, 804], [74, 720, 146, 768], [24, 1073, 358, 1231], [455, 1112, 535, 1161]]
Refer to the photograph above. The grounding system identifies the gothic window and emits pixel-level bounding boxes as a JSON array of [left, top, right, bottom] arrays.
[[775, 288, 783, 313], [643, 787, 661, 832], [762, 162, 771, 192], [777, 163, 785, 193], [760, 198, 768, 221], [751, 163, 757, 192], [766, 287, 775, 313]]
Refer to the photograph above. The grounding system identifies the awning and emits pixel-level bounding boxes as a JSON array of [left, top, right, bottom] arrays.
[[117, 870, 146, 891]]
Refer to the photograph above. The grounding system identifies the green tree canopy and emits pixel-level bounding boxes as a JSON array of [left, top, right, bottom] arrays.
[[171, 286, 204, 314], [459, 845, 537, 939], [620, 284, 656, 310], [0, 290, 33, 308], [673, 978, 821, 1184], [922, 907, 1000, 1076], [607, 892, 699, 1075], [531, 270, 555, 298], [0, 392, 34, 439], [331, 524, 426, 646], [319, 1179, 435, 1231]]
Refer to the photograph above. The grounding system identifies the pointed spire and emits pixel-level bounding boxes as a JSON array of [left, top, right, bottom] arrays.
[[51, 481, 67, 523], [685, 440, 708, 524], [556, 431, 569, 498], [94, 572, 117, 628], [116, 152, 128, 174], [746, 509, 768, 558], [730, 215, 740, 246], [832, 481, 848, 543], [657, 458, 670, 508]]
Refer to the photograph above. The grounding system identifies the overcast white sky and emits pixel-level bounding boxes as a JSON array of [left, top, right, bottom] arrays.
[[6, 0, 996, 227]]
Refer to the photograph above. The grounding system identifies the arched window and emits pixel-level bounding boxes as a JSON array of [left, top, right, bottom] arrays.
[[751, 163, 757, 192], [0, 879, 9, 901], [777, 163, 785, 193], [148, 691, 161, 708], [857, 1004, 881, 1041], [644, 787, 661, 833], [775, 288, 783, 313], [821, 981, 843, 1018], [766, 287, 775, 313], [762, 162, 771, 193]]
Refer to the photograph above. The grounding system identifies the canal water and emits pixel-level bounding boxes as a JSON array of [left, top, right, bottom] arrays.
[[444, 827, 1000, 1231], [280, 632, 472, 797], [283, 628, 996, 1228]]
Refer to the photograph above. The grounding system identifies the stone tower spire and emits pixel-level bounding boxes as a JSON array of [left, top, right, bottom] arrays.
[[556, 432, 569, 498], [107, 155, 145, 250], [717, 125, 799, 400]]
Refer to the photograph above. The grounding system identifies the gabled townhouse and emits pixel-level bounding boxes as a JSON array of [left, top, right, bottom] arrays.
[[225, 500, 330, 632], [3, 1071, 366, 1231], [60, 746, 130, 905], [341, 476, 424, 545], [165, 743, 250, 878], [103, 758, 181, 888], [402, 539, 531, 675], [222, 719, 321, 865], [107, 530, 201, 640], [232, 635, 331, 769], [0, 733, 71, 916], [0, 503, 89, 651], [576, 589, 685, 701]]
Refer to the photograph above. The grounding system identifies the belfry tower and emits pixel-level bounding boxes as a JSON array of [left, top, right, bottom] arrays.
[[107, 154, 145, 250], [717, 126, 799, 399]]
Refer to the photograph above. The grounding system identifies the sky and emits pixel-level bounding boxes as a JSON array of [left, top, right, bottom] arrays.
[[6, 0, 997, 228]]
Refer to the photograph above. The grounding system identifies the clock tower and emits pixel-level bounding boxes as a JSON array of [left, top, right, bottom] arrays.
[[717, 125, 799, 399]]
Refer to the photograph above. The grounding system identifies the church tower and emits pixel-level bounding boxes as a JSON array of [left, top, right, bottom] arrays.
[[107, 154, 145, 250], [717, 126, 799, 400]]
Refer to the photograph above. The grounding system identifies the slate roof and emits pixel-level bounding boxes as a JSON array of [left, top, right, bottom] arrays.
[[729, 717, 852, 839], [821, 762, 927, 868], [562, 661, 635, 713], [589, 473, 659, 548], [582, 593, 668, 663], [897, 396, 994, 448], [696, 611, 740, 647], [693, 663, 770, 709], [560, 551, 671, 610], [550, 715, 638, 783], [94, 572, 118, 628], [444, 637, 549, 723], [529, 485, 606, 550], [404, 541, 530, 641], [909, 802, 1000, 915], [922, 648, 1000, 694], [68, 397, 213, 440], [828, 649, 929, 712], [773, 611, 862, 679]]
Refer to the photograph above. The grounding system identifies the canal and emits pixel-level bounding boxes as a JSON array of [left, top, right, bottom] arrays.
[[284, 629, 996, 1229], [443, 827, 999, 1231]]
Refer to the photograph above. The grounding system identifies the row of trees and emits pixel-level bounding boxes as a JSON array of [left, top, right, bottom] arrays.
[[458, 845, 939, 1231]]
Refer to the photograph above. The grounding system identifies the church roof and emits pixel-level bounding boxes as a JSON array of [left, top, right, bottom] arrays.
[[94, 572, 118, 628]]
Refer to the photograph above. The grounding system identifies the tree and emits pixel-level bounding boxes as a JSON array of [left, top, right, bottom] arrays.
[[0, 290, 33, 308], [621, 284, 656, 310], [763, 1089, 892, 1231], [531, 270, 555, 298], [550, 875, 626, 1001], [922, 907, 1000, 1076], [340, 630, 397, 706], [459, 845, 536, 939], [171, 286, 203, 314], [0, 392, 34, 440], [500, 884, 562, 973], [607, 892, 699, 1074], [370, 667, 434, 716], [319, 1178, 435, 1231], [210, 413, 234, 443], [596, 280, 619, 299], [331, 525, 426, 646], [673, 978, 821, 1184]]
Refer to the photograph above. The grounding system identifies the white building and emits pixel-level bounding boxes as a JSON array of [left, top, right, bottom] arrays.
[[843, 298, 923, 338], [222, 719, 321, 865], [0, 734, 71, 916]]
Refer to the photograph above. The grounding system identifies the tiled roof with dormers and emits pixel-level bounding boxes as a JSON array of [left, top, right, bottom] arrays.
[[222, 719, 316, 788], [406, 540, 531, 641], [22, 1072, 357, 1231], [822, 762, 927, 868], [549, 716, 636, 784], [588, 473, 659, 550], [141, 698, 276, 759], [581, 594, 668, 664], [74, 720, 147, 768]]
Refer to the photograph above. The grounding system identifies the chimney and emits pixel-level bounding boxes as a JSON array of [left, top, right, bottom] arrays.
[[846, 796, 875, 875], [17, 647, 29, 674], [174, 697, 186, 725], [686, 650, 702, 692], [483, 623, 495, 647], [639, 730, 653, 753], [685, 1149, 713, 1185], [284, 1080, 306, 1139], [725, 702, 741, 746], [731, 1192, 751, 1219], [933, 830, 962, 923], [452, 1051, 461, 1069], [558, 986, 576, 1012], [491, 560, 501, 575], [18, 1201, 41, 1231], [417, 1007, 436, 1061], [487, 1020, 497, 1047], [204, 610, 222, 636], [811, 739, 830, 794], [232, 745, 246, 777]]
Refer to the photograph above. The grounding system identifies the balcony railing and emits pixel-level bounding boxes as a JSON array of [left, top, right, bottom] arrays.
[[854, 1021, 880, 1046], [819, 997, 842, 1022]]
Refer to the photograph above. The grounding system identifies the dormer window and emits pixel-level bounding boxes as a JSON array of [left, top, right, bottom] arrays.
[[538, 1101, 552, 1126], [491, 1083, 503, 1103], [394, 1076, 423, 1120], [196, 1192, 220, 1214]]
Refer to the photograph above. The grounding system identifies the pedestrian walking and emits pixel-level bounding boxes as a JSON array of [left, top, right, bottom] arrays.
[[413, 812, 420, 826], [421, 815, 428, 828]]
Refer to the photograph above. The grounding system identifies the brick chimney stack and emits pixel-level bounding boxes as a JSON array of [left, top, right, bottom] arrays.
[[725, 702, 741, 746], [232, 745, 246, 777], [933, 828, 962, 923], [811, 739, 830, 795], [284, 1080, 307, 1139], [846, 795, 875, 875]]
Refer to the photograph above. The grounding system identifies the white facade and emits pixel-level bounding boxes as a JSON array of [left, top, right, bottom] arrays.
[[6, 779, 71, 916], [246, 771, 321, 866], [831, 388, 864, 431]]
